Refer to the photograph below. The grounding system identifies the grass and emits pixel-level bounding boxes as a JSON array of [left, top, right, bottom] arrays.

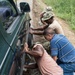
[[42, 0, 75, 30]]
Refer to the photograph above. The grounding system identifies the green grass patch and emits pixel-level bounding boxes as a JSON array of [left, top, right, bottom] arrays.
[[43, 0, 75, 30]]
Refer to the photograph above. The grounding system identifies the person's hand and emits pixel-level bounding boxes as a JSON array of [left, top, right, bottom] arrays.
[[40, 12, 45, 19], [29, 28, 34, 34], [30, 27, 34, 30], [40, 13, 43, 19], [24, 65, 28, 68], [23, 43, 29, 52], [41, 20, 47, 25], [24, 64, 31, 69]]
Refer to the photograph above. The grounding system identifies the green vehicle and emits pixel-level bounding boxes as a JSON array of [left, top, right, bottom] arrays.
[[0, 0, 33, 75]]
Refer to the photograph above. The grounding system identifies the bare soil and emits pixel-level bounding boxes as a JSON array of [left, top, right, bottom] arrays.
[[33, 0, 75, 46]]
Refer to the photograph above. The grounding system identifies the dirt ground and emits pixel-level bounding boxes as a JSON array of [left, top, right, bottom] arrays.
[[32, 0, 75, 46]]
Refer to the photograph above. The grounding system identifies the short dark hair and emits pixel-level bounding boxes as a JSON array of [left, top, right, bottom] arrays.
[[43, 28, 55, 35]]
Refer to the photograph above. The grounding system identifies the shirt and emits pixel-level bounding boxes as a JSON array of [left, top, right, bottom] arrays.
[[39, 19, 64, 35], [35, 44, 63, 75], [48, 20, 64, 35], [50, 34, 75, 63]]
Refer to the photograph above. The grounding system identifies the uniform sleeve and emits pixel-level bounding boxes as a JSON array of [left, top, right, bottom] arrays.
[[50, 42, 58, 56]]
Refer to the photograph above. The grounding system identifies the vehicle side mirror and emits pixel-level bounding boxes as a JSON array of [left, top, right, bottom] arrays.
[[20, 2, 30, 12]]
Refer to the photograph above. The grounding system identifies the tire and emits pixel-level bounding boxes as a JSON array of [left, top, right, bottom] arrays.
[[28, 33, 33, 48]]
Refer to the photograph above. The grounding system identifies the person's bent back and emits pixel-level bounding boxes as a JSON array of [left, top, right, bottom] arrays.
[[34, 44, 63, 75]]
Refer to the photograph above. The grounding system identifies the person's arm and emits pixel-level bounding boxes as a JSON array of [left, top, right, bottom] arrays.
[[31, 24, 48, 31], [30, 30, 44, 35], [50, 42, 58, 62], [24, 63, 38, 69], [29, 25, 49, 35], [24, 43, 43, 57], [52, 56, 58, 61], [40, 12, 45, 20], [25, 50, 43, 57]]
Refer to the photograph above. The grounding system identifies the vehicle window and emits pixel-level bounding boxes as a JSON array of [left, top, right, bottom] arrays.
[[0, 1, 17, 30], [13, 0, 21, 11]]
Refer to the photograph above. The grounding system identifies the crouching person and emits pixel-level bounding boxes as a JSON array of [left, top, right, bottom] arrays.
[[24, 43, 63, 75]]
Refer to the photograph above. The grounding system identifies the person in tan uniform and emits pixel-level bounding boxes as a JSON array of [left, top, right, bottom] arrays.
[[30, 12, 64, 35], [24, 43, 63, 75], [39, 6, 53, 26]]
